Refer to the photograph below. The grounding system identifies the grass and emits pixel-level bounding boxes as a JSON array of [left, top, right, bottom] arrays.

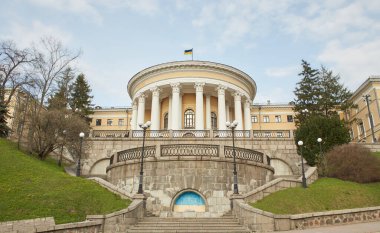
[[0, 138, 131, 224], [251, 178, 380, 214], [373, 152, 380, 159]]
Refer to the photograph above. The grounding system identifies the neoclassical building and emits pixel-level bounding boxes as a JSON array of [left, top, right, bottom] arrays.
[[85, 61, 300, 217], [127, 61, 256, 132]]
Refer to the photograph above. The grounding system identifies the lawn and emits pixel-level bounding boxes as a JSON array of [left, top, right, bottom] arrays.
[[251, 178, 380, 214], [0, 138, 130, 224], [373, 152, 380, 159]]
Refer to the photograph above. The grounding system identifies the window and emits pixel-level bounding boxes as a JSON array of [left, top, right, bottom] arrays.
[[211, 112, 217, 130], [358, 121, 365, 136], [275, 115, 281, 123], [252, 115, 258, 123], [96, 119, 102, 126], [263, 116, 269, 123], [277, 132, 283, 138], [164, 113, 168, 129], [184, 109, 195, 129], [107, 119, 113, 126], [118, 119, 124, 126], [287, 115, 293, 122]]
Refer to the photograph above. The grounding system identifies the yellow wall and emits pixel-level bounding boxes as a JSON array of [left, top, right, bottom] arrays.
[[250, 106, 296, 131]]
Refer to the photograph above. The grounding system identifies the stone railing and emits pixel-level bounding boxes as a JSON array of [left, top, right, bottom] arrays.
[[132, 130, 170, 138], [253, 130, 291, 138], [224, 146, 263, 163], [92, 130, 129, 138], [161, 144, 219, 157], [90, 129, 294, 139], [172, 130, 210, 138], [213, 130, 250, 138], [110, 144, 268, 164], [116, 146, 156, 162]]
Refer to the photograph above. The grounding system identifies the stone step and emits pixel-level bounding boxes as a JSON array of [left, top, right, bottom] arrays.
[[141, 217, 236, 222], [133, 223, 242, 226], [126, 230, 250, 233]]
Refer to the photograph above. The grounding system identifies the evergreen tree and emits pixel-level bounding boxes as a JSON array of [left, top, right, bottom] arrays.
[[48, 67, 74, 110], [293, 60, 320, 123], [295, 115, 351, 166], [70, 73, 93, 120], [0, 96, 10, 137], [319, 66, 352, 116]]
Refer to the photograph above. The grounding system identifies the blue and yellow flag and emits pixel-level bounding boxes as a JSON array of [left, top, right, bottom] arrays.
[[184, 49, 193, 55]]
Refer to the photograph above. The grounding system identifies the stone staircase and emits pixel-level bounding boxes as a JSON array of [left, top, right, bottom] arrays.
[[126, 212, 250, 233]]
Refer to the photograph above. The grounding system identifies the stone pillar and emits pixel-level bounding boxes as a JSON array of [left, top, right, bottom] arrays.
[[179, 94, 183, 129], [205, 95, 211, 129], [131, 101, 138, 130], [137, 93, 146, 128], [150, 87, 161, 130], [168, 95, 172, 129], [171, 83, 181, 130], [217, 85, 227, 130], [226, 102, 230, 122], [244, 99, 252, 130], [195, 82, 205, 130], [234, 92, 243, 130]]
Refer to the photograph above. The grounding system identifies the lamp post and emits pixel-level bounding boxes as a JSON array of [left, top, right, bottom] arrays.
[[58, 130, 67, 167], [363, 95, 376, 143], [297, 140, 307, 188], [317, 138, 322, 155], [226, 120, 239, 194], [137, 121, 151, 194], [76, 132, 85, 177]]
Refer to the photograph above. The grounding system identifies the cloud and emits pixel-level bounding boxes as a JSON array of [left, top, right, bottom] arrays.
[[28, 0, 103, 24], [265, 66, 298, 78], [2, 20, 72, 48], [318, 39, 380, 89]]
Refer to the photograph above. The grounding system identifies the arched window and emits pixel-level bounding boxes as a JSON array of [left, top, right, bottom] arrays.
[[184, 109, 195, 129], [163, 113, 168, 129], [211, 112, 217, 130]]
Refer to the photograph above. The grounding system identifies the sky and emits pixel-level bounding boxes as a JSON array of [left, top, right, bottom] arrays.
[[1, 0, 380, 107]]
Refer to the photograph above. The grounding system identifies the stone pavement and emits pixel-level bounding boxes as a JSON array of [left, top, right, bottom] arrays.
[[272, 221, 380, 233]]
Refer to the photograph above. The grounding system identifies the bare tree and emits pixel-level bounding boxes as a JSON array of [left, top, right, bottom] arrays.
[[31, 37, 80, 112], [0, 40, 34, 105]]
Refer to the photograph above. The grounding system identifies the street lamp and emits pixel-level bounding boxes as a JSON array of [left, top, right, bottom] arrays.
[[317, 138, 322, 155], [301, 109, 309, 114], [226, 120, 239, 194], [76, 132, 85, 177], [297, 140, 307, 188], [363, 95, 376, 143], [58, 130, 67, 167], [137, 121, 151, 194]]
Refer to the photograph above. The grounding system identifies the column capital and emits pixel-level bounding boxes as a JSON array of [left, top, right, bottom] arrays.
[[194, 82, 205, 92], [137, 93, 146, 103], [150, 86, 161, 97], [216, 85, 227, 95], [233, 92, 242, 101], [132, 101, 138, 109], [170, 83, 181, 93], [244, 99, 252, 106]]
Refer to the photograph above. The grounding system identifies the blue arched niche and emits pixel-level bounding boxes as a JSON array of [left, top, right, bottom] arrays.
[[173, 191, 206, 212]]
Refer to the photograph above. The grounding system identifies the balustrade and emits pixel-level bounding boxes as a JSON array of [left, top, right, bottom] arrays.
[[161, 144, 219, 157], [92, 130, 129, 138], [213, 130, 250, 138], [252, 130, 290, 138], [172, 130, 210, 138], [132, 130, 170, 138], [224, 146, 264, 163], [117, 146, 156, 162]]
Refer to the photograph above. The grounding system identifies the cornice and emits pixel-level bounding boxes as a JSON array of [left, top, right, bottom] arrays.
[[127, 60, 257, 99]]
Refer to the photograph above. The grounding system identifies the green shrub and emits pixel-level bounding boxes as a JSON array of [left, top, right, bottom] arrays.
[[326, 144, 380, 183]]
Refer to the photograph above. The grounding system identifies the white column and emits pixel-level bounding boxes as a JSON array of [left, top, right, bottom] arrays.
[[195, 82, 205, 130], [171, 83, 181, 130], [131, 101, 138, 130], [137, 93, 146, 128], [226, 102, 230, 122], [150, 87, 161, 130], [205, 95, 211, 129], [244, 99, 252, 130], [234, 92, 243, 130], [168, 95, 172, 129], [217, 85, 227, 130], [179, 94, 183, 129]]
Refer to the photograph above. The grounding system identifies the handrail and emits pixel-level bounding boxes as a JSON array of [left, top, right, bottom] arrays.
[[161, 144, 219, 157], [224, 146, 264, 163], [117, 146, 156, 162]]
